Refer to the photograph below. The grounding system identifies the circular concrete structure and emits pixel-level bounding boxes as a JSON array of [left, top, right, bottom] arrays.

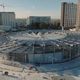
[[0, 30, 80, 64]]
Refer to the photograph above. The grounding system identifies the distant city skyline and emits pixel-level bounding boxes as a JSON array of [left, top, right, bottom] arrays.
[[0, 0, 77, 19]]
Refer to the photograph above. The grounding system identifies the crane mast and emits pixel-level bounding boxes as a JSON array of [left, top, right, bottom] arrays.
[[0, 4, 6, 11]]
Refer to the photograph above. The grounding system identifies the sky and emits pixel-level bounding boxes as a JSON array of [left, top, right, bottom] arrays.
[[0, 0, 77, 19]]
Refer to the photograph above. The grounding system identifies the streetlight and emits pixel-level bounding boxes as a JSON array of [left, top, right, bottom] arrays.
[[69, 44, 73, 60], [75, 42, 80, 56], [32, 42, 35, 63], [51, 41, 56, 64], [62, 26, 64, 32]]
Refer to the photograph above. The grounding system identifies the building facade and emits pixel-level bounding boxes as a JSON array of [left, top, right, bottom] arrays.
[[61, 2, 77, 28], [0, 12, 15, 28], [76, 0, 80, 29], [27, 16, 51, 25]]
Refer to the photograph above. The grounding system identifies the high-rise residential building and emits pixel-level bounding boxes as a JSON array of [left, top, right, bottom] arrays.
[[61, 2, 77, 29], [0, 12, 15, 28], [76, 0, 80, 29]]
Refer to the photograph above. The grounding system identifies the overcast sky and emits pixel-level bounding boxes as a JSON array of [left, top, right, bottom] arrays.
[[0, 0, 77, 19]]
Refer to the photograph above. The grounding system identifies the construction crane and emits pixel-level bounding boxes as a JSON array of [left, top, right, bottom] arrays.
[[0, 4, 6, 11]]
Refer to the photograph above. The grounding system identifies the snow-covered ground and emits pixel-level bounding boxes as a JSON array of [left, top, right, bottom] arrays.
[[0, 56, 80, 80], [0, 31, 80, 80]]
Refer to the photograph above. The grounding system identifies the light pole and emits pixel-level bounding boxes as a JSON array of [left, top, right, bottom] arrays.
[[62, 43, 65, 61], [69, 44, 73, 60], [24, 52, 27, 63], [43, 41, 45, 63], [62, 26, 64, 32], [51, 41, 56, 64], [75, 42, 80, 57], [33, 42, 35, 63]]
